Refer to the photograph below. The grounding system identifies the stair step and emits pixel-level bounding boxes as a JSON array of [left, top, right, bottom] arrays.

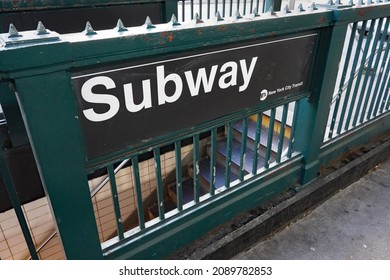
[[168, 177, 208, 206], [147, 199, 177, 220], [232, 119, 289, 154], [197, 158, 238, 189], [213, 139, 269, 174]]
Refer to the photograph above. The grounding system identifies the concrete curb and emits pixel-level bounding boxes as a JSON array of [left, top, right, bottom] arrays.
[[186, 139, 390, 259]]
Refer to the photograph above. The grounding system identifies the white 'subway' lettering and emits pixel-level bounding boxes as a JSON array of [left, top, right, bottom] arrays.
[[81, 56, 258, 122]]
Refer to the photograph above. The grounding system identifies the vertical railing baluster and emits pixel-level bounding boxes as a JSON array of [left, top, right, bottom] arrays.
[[237, 0, 241, 14], [381, 77, 390, 113], [359, 18, 385, 123], [376, 54, 390, 116], [337, 21, 366, 134], [370, 18, 390, 118], [239, 118, 248, 181], [364, 17, 390, 121], [191, 0, 194, 19], [250, 0, 254, 14], [175, 141, 183, 211], [210, 128, 217, 195], [207, 0, 210, 19], [182, 0, 185, 22], [193, 134, 200, 203], [243, 0, 247, 15], [131, 156, 145, 230], [344, 20, 370, 131], [229, 0, 233, 16], [107, 164, 124, 240], [256, 0, 260, 14], [328, 22, 357, 139], [276, 104, 288, 163], [215, 0, 219, 17], [352, 19, 376, 127], [288, 101, 300, 158], [153, 148, 165, 220], [265, 108, 276, 169], [225, 122, 233, 188], [200, 0, 203, 19], [252, 113, 263, 174], [223, 0, 226, 17]]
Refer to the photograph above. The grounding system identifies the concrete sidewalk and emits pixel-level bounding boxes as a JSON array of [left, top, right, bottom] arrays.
[[234, 158, 390, 260]]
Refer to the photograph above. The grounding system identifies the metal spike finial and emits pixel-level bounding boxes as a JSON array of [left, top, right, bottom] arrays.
[[116, 19, 128, 32], [170, 14, 178, 23], [170, 14, 181, 26], [251, 7, 260, 18], [84, 21, 97, 35], [36, 21, 48, 35], [267, 6, 276, 15], [8, 23, 21, 38], [233, 10, 242, 20], [282, 4, 291, 14], [215, 11, 224, 22], [309, 2, 319, 11], [144, 16, 155, 29], [195, 13, 203, 23], [295, 3, 305, 12]]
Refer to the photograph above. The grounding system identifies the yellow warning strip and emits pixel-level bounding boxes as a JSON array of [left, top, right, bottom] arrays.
[[249, 114, 291, 138]]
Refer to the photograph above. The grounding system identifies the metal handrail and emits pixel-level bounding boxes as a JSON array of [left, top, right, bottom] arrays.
[[90, 159, 130, 197]]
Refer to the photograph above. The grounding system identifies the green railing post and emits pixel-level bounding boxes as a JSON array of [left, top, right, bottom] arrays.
[[263, 0, 282, 12], [14, 72, 103, 260], [294, 23, 349, 185], [162, 0, 179, 22]]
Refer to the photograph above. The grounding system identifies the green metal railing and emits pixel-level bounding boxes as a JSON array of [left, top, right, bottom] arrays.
[[0, 1, 390, 260], [88, 101, 298, 254], [325, 17, 390, 142]]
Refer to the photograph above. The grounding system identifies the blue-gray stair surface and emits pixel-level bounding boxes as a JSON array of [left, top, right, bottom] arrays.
[[197, 158, 239, 189], [232, 119, 289, 154], [213, 139, 268, 174]]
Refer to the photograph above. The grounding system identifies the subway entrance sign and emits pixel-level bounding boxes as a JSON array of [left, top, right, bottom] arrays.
[[72, 32, 318, 160]]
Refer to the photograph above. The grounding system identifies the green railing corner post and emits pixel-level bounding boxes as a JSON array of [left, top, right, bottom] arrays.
[[14, 72, 103, 260], [294, 23, 349, 185], [162, 0, 179, 23]]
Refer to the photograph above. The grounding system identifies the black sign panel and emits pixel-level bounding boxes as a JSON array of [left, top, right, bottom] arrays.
[[72, 32, 317, 160]]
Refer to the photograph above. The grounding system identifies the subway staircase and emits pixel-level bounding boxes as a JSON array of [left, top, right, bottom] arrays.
[[146, 114, 291, 221]]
